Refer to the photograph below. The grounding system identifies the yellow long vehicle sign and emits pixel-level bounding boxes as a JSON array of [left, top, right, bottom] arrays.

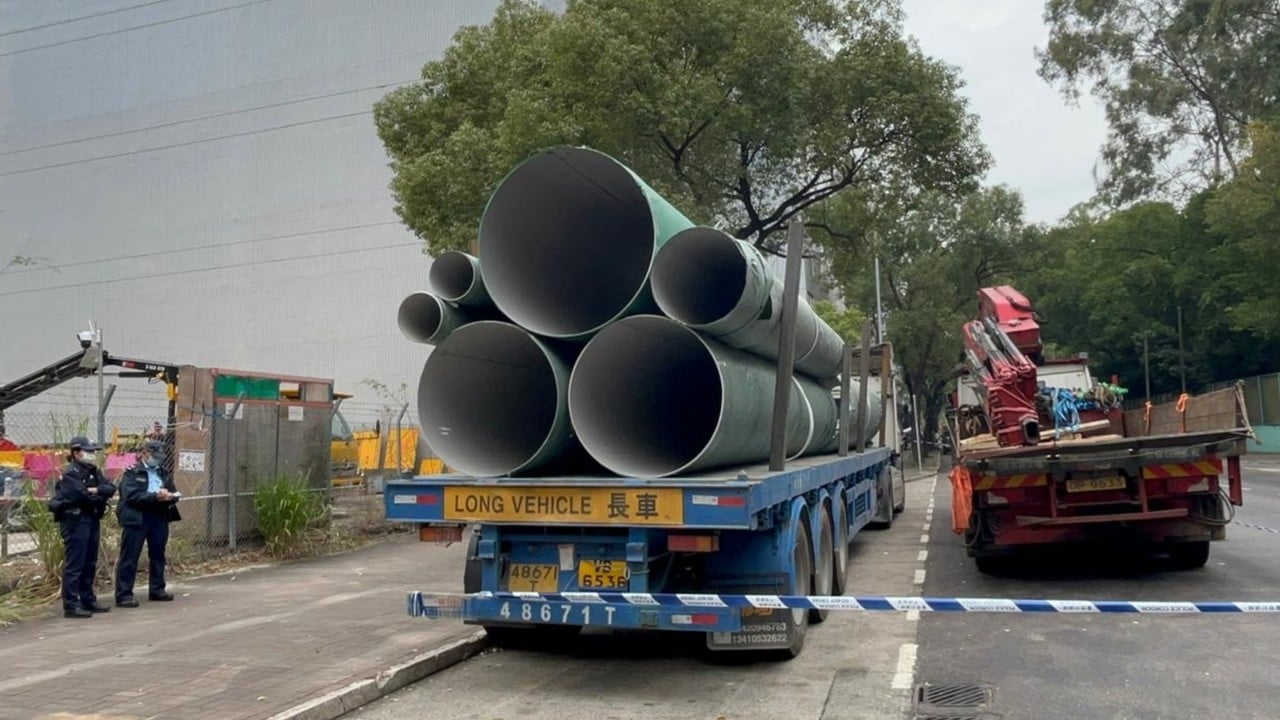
[[443, 486, 684, 525]]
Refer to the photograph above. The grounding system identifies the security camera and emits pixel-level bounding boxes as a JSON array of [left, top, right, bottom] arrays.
[[77, 330, 95, 349]]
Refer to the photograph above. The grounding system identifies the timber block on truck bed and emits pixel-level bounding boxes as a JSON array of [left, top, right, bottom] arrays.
[[959, 430, 1250, 475]]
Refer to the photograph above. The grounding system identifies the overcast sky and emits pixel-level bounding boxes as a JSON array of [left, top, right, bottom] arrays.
[[901, 0, 1109, 225]]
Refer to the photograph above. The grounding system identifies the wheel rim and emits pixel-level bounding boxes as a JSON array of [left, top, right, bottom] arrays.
[[792, 523, 811, 626], [815, 510, 834, 597]]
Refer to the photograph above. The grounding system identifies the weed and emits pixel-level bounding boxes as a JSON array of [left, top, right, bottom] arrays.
[[252, 473, 325, 558]]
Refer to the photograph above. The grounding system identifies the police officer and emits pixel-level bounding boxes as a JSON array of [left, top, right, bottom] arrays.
[[51, 436, 116, 619], [114, 439, 180, 607]]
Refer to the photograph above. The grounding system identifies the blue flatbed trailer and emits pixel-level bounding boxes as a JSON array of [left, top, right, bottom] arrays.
[[385, 446, 901, 658]]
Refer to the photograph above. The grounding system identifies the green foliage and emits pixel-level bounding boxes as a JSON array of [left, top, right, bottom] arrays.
[[21, 484, 64, 582], [1205, 122, 1280, 339], [253, 474, 325, 558], [813, 301, 868, 345], [373, 0, 988, 256], [814, 186, 1035, 436], [1038, 0, 1280, 202]]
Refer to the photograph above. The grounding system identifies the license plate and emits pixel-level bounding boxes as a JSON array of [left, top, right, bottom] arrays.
[[577, 559, 629, 590], [507, 564, 559, 592], [1066, 477, 1126, 493]]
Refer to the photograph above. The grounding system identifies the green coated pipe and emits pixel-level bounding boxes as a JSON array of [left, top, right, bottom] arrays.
[[417, 321, 582, 476], [478, 147, 694, 340], [428, 251, 492, 308], [651, 227, 844, 381], [568, 315, 818, 478], [397, 292, 472, 345]]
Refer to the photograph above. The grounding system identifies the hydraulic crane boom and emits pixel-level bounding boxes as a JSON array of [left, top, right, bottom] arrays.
[[961, 287, 1043, 447]]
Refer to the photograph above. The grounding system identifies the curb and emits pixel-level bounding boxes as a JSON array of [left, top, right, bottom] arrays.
[[267, 630, 490, 720]]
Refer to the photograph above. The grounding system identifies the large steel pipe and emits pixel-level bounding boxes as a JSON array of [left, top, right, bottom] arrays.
[[478, 147, 694, 339], [418, 321, 578, 476], [428, 251, 492, 308], [397, 292, 472, 345], [651, 227, 844, 380], [570, 315, 831, 478]]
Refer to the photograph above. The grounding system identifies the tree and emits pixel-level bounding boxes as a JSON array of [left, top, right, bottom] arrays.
[[1205, 122, 1280, 339], [1018, 193, 1280, 396], [373, 0, 989, 257], [1038, 0, 1280, 203], [813, 186, 1036, 438], [813, 301, 868, 345]]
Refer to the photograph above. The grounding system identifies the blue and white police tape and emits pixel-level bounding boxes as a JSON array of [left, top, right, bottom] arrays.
[[408, 591, 1280, 615], [1235, 520, 1280, 534]]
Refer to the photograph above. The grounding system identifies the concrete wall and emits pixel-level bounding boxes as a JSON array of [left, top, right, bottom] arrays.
[[0, 0, 565, 429]]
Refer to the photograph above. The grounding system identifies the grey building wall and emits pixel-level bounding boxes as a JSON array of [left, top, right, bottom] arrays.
[[0, 0, 519, 427]]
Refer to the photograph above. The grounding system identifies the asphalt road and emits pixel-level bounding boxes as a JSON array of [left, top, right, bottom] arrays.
[[915, 455, 1280, 720], [350, 457, 1280, 720]]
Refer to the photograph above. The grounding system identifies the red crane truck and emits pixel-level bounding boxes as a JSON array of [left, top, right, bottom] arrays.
[[947, 286, 1254, 573]]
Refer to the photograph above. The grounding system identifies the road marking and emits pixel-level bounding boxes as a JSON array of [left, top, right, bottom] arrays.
[[891, 643, 918, 690], [922, 522, 931, 532], [918, 550, 928, 562], [920, 534, 930, 544], [906, 609, 920, 622], [914, 569, 926, 585]]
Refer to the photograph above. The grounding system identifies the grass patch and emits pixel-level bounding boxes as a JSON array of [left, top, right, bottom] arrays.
[[252, 473, 326, 559]]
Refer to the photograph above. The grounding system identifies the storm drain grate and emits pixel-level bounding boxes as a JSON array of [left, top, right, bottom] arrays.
[[913, 682, 997, 720], [917, 683, 992, 708]]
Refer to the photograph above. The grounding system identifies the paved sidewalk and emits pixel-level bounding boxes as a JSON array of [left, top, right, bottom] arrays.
[[0, 536, 473, 720]]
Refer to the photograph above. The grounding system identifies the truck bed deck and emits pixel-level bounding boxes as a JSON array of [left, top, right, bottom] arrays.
[[958, 428, 1251, 474], [385, 446, 893, 531]]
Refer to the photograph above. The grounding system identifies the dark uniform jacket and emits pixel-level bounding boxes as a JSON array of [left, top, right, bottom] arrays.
[[116, 462, 181, 527], [50, 462, 116, 520]]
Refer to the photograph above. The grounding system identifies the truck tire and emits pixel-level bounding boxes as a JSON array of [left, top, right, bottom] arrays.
[[810, 505, 835, 624], [974, 554, 1012, 576], [778, 519, 812, 659], [869, 470, 895, 529], [465, 530, 580, 647], [1167, 540, 1210, 570], [893, 469, 906, 514], [831, 494, 850, 597]]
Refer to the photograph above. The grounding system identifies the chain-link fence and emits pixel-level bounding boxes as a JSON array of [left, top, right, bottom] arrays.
[[0, 408, 415, 565]]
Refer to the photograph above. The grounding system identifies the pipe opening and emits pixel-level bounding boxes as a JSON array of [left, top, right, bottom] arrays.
[[428, 252, 478, 302], [479, 148, 657, 337], [418, 322, 560, 476], [651, 229, 746, 325], [398, 293, 445, 344], [569, 317, 722, 477]]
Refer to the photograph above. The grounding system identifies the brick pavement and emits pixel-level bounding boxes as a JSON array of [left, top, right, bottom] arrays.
[[0, 536, 472, 720]]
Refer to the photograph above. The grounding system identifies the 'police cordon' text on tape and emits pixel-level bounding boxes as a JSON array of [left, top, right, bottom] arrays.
[[407, 591, 1280, 615]]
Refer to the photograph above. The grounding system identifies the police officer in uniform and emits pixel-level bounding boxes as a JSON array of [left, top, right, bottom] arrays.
[[114, 439, 180, 606], [51, 436, 116, 618]]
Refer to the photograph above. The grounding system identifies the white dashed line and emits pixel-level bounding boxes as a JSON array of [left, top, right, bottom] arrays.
[[917, 550, 928, 562], [920, 534, 930, 544], [922, 523, 931, 532], [906, 609, 921, 622], [914, 569, 926, 585], [891, 643, 918, 690]]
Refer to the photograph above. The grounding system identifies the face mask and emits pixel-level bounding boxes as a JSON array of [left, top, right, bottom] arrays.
[[78, 452, 97, 464], [144, 456, 159, 468]]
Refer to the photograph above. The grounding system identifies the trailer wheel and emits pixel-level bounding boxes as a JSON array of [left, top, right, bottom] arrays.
[[1167, 540, 1210, 570], [779, 519, 812, 659], [810, 505, 835, 624], [892, 468, 906, 514], [869, 469, 895, 529], [831, 494, 850, 597]]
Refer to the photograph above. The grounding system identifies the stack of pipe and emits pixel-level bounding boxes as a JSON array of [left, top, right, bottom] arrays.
[[398, 146, 883, 478]]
